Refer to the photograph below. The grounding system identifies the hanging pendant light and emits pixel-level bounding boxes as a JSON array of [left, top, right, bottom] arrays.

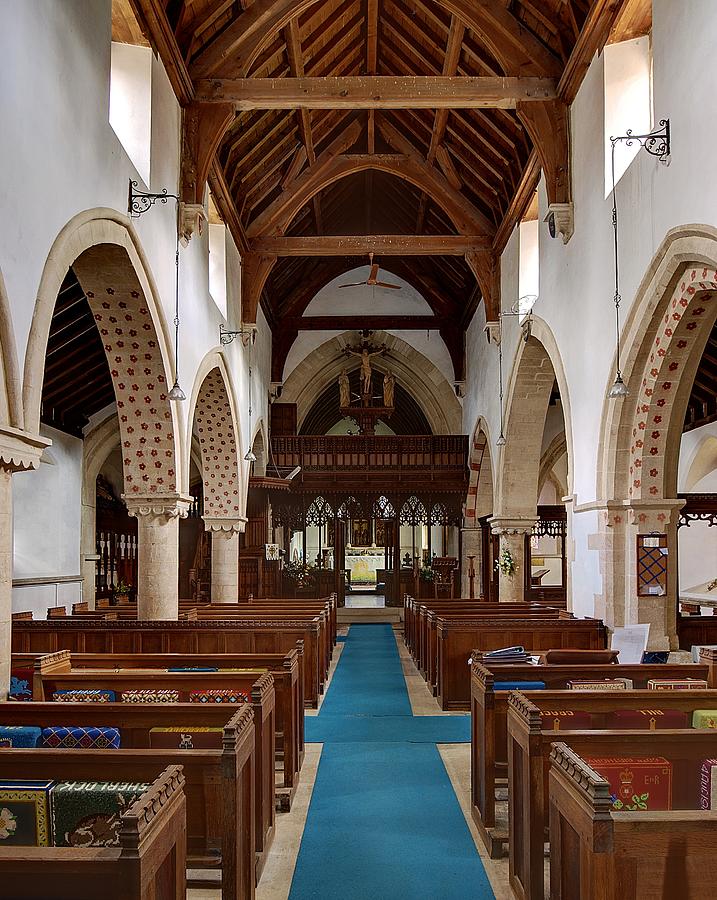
[[169, 229, 185, 401], [244, 344, 256, 461], [496, 323, 506, 446]]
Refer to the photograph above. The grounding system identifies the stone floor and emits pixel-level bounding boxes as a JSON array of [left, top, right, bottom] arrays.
[[187, 626, 519, 899], [344, 592, 386, 608]]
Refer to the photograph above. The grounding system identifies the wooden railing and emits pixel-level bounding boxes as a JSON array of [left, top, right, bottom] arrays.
[[271, 435, 468, 479]]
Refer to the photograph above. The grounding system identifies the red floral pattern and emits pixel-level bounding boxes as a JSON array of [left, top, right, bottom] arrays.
[[194, 368, 241, 516]]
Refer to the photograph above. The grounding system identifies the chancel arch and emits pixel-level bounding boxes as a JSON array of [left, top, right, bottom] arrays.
[[596, 225, 717, 649]]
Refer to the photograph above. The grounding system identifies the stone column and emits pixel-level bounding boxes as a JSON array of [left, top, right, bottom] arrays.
[[461, 526, 483, 598], [0, 428, 50, 699], [598, 500, 684, 650], [204, 517, 247, 603], [489, 516, 537, 603], [124, 494, 191, 620]]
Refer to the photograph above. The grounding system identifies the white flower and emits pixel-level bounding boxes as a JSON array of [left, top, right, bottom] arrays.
[[0, 808, 17, 840]]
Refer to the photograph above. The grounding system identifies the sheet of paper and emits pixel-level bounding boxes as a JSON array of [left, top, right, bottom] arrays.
[[610, 624, 650, 664]]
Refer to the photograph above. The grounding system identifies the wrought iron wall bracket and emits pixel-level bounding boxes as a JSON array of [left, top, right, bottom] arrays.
[[610, 119, 671, 162], [128, 179, 179, 218]]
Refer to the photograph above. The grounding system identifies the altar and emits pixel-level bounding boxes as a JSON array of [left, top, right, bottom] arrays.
[[345, 546, 385, 585]]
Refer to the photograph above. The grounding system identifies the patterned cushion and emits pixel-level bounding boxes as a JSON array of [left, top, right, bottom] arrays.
[[189, 689, 250, 704], [0, 726, 42, 748], [53, 689, 116, 703], [120, 689, 179, 703], [41, 726, 121, 749], [692, 709, 717, 729], [51, 780, 148, 847], [701, 759, 717, 810], [9, 669, 33, 701], [493, 681, 546, 691], [0, 780, 54, 846]]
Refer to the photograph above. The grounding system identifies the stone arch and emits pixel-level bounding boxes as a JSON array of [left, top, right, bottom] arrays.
[[23, 209, 183, 487], [0, 266, 23, 430], [594, 226, 717, 648], [684, 435, 717, 492], [188, 354, 243, 521], [497, 319, 573, 517], [280, 331, 461, 435], [597, 226, 717, 501], [250, 419, 268, 477], [538, 432, 568, 499], [465, 418, 494, 525]]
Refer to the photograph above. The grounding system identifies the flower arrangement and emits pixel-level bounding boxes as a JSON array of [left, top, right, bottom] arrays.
[[283, 560, 316, 588], [114, 580, 132, 598], [419, 566, 436, 583], [495, 548, 517, 578]]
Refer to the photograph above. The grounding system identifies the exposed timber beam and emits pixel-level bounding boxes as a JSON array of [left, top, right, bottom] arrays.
[[194, 76, 558, 109], [250, 235, 491, 255], [286, 316, 445, 331]]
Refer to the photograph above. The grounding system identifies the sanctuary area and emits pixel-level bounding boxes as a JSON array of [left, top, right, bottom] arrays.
[[1, 1, 716, 897]]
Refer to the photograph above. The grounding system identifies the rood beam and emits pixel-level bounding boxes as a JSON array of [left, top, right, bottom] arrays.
[[250, 235, 491, 255]]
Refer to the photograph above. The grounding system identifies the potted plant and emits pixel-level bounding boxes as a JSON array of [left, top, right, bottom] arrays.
[[282, 560, 317, 597], [113, 580, 133, 605]]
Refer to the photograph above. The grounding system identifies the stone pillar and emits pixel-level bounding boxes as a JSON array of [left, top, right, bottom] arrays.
[[461, 526, 483, 598], [0, 428, 50, 699], [204, 518, 246, 603], [124, 494, 191, 620], [489, 516, 537, 603], [599, 500, 684, 650]]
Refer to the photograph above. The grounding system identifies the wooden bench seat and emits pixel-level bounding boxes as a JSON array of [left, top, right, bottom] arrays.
[[435, 616, 608, 709], [0, 765, 186, 900], [14, 647, 304, 801], [12, 617, 325, 708], [27, 664, 275, 872], [469, 659, 711, 858], [0, 704, 255, 899], [548, 742, 717, 900], [507, 688, 717, 900]]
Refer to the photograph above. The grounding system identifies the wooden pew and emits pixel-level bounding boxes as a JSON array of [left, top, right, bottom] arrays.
[[30, 663, 276, 872], [548, 742, 717, 900], [0, 704, 256, 900], [0, 765, 187, 900], [506, 688, 717, 900], [15, 647, 304, 802], [469, 659, 711, 857], [435, 615, 608, 710], [12, 617, 324, 708]]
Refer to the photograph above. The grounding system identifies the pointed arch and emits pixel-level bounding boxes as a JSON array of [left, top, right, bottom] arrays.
[[23, 209, 186, 493], [0, 266, 23, 430], [465, 418, 494, 525]]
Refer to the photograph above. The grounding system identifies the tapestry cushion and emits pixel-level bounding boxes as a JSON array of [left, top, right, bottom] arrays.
[[568, 680, 627, 690], [586, 757, 672, 811], [53, 689, 116, 702], [700, 759, 717, 810], [0, 726, 42, 748], [611, 709, 689, 730], [167, 667, 218, 672], [51, 780, 149, 847], [218, 668, 269, 674], [492, 681, 545, 692], [647, 678, 708, 690], [189, 689, 250, 704], [9, 668, 34, 701], [0, 780, 54, 846], [149, 726, 224, 749], [120, 689, 179, 703], [692, 709, 717, 729], [540, 710, 593, 731], [641, 651, 669, 664], [41, 726, 121, 749]]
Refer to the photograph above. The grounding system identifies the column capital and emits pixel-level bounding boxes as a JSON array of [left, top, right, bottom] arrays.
[[203, 516, 248, 534], [123, 493, 193, 521], [0, 426, 50, 473], [488, 516, 537, 536], [599, 498, 685, 530]]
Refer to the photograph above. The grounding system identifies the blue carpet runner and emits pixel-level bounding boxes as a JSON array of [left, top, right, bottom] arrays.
[[289, 624, 495, 899]]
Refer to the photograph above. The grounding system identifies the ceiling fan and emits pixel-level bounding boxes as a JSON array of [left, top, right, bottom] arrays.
[[339, 253, 401, 290]]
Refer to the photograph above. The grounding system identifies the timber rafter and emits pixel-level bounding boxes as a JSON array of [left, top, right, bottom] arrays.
[[131, 0, 625, 337]]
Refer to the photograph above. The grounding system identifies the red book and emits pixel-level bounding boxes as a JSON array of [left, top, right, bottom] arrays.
[[585, 757, 672, 811], [610, 709, 689, 730]]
